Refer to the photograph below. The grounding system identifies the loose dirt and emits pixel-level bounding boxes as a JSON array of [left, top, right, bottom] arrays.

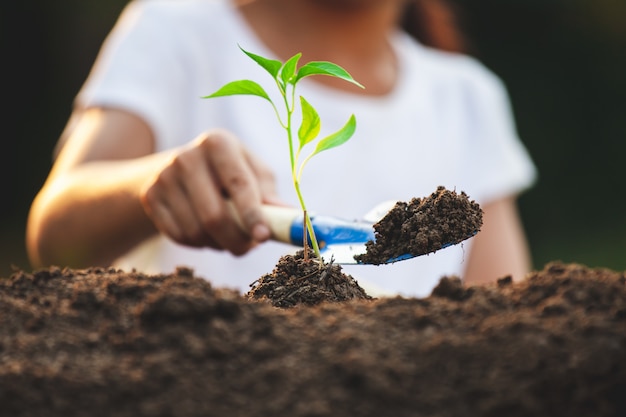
[[355, 186, 483, 264], [1, 261, 625, 417], [246, 249, 372, 307]]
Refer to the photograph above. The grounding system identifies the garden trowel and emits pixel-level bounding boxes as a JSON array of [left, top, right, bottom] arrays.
[[235, 202, 477, 265], [257, 201, 479, 265]]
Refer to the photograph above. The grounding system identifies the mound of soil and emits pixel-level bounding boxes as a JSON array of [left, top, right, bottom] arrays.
[[1, 262, 625, 417], [355, 186, 483, 264], [246, 250, 371, 307]]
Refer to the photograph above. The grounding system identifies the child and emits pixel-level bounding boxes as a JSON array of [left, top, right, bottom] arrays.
[[27, 0, 536, 297]]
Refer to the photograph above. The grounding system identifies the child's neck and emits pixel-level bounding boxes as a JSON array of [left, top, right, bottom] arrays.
[[237, 0, 404, 96]]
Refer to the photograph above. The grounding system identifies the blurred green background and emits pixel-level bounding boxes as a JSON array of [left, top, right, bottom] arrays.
[[2, 0, 625, 277]]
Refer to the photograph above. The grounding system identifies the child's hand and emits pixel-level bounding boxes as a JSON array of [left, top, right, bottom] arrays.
[[140, 129, 277, 255]]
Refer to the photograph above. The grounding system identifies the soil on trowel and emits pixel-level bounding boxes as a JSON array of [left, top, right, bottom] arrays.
[[246, 249, 372, 307], [355, 186, 483, 264], [0, 262, 625, 416]]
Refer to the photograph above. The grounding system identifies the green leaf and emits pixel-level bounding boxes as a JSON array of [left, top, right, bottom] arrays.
[[298, 96, 321, 148], [296, 62, 364, 89], [239, 45, 282, 78], [202, 80, 271, 102], [311, 114, 357, 156], [280, 53, 302, 86]]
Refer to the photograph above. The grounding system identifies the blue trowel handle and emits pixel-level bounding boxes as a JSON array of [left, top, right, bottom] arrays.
[[260, 205, 374, 249]]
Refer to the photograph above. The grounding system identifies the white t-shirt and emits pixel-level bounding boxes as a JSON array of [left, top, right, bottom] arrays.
[[76, 0, 537, 297]]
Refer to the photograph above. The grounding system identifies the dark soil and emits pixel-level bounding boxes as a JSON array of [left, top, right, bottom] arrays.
[[246, 250, 372, 307], [355, 186, 483, 264], [1, 261, 625, 417]]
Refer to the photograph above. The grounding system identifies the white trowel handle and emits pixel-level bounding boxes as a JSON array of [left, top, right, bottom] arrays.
[[228, 202, 301, 245], [258, 205, 302, 244]]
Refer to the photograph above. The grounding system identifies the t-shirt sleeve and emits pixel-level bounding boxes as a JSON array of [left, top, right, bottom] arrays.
[[459, 63, 538, 204], [75, 0, 190, 151]]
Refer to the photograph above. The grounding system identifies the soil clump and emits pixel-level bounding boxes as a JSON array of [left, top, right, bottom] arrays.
[[355, 186, 483, 264], [246, 250, 371, 307]]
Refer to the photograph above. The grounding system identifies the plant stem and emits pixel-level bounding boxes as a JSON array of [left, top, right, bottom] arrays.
[[279, 78, 322, 261], [294, 181, 322, 260], [280, 83, 296, 173]]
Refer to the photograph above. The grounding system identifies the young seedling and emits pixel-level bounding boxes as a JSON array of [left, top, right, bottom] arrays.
[[203, 45, 364, 261]]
